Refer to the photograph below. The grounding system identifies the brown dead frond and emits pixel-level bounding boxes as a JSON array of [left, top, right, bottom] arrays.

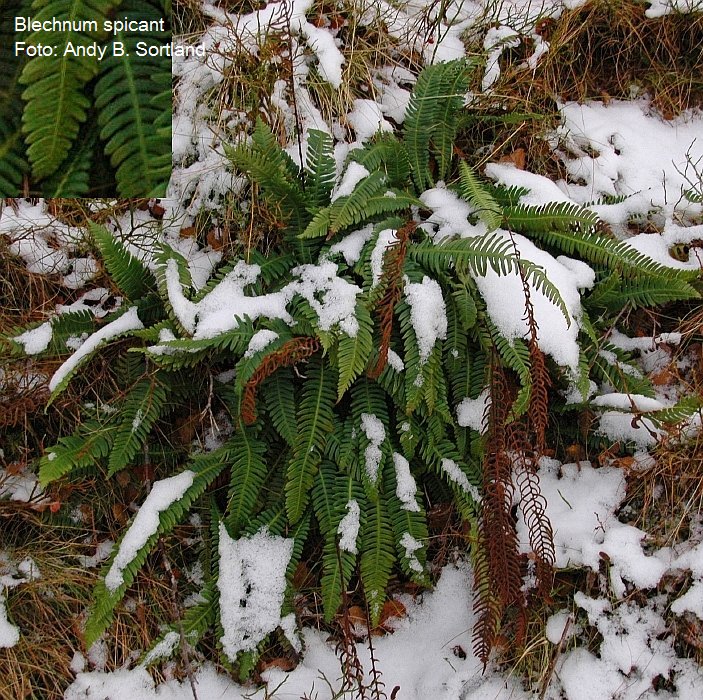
[[473, 362, 523, 665], [368, 222, 415, 378], [242, 336, 320, 424]]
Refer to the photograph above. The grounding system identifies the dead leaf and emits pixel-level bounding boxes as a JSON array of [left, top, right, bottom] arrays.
[[5, 462, 26, 476], [259, 657, 297, 673], [150, 202, 165, 219], [347, 605, 366, 628], [379, 599, 407, 631], [498, 148, 526, 170], [207, 228, 224, 250], [651, 369, 675, 386]]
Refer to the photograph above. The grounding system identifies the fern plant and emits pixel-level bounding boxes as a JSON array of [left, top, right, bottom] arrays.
[[0, 0, 171, 196], [7, 58, 701, 676]]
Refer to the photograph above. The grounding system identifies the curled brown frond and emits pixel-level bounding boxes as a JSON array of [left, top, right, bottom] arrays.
[[508, 420, 555, 598], [473, 362, 523, 665], [241, 336, 320, 424], [368, 222, 415, 378], [528, 339, 550, 457]]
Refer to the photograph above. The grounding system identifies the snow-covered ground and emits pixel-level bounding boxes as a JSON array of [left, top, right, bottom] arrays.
[[53, 455, 703, 699], [2, 0, 703, 697]]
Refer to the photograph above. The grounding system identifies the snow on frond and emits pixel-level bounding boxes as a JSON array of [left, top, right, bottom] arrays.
[[105, 471, 195, 592], [217, 524, 294, 661]]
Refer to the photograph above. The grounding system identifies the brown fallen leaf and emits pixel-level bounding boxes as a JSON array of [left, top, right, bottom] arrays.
[[259, 656, 298, 673], [498, 148, 526, 170]]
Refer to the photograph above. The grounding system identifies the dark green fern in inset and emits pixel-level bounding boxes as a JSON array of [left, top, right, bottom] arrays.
[[0, 1, 31, 195], [19, 0, 120, 179], [95, 0, 171, 196], [1, 0, 172, 196]]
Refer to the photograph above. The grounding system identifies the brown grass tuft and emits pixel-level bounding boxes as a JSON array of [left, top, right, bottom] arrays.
[[462, 0, 703, 177]]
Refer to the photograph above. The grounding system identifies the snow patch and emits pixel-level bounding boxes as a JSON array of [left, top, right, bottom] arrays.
[[217, 524, 294, 660], [404, 276, 447, 364], [337, 500, 360, 554]]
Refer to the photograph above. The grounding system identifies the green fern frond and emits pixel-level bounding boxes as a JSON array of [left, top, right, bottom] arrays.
[[7, 309, 97, 358], [89, 222, 157, 300], [39, 420, 114, 485], [336, 301, 374, 398], [226, 118, 309, 232], [85, 448, 231, 646], [505, 215, 694, 280], [301, 170, 387, 239], [0, 8, 29, 195], [647, 395, 703, 428], [47, 306, 144, 405], [94, 0, 170, 197], [519, 259, 572, 326], [383, 460, 429, 585], [403, 58, 472, 190], [587, 341, 655, 398], [448, 279, 478, 326], [312, 462, 362, 619], [411, 233, 571, 325], [142, 68, 172, 193], [485, 183, 529, 207], [587, 273, 699, 311], [491, 332, 532, 416], [459, 161, 502, 232], [504, 201, 599, 234], [324, 416, 357, 473], [285, 359, 337, 523], [19, 0, 119, 179], [299, 208, 332, 240], [422, 435, 481, 521], [422, 343, 452, 420], [411, 230, 511, 276], [140, 320, 256, 368], [225, 427, 268, 536], [0, 117, 27, 196], [347, 135, 411, 188], [397, 300, 424, 414], [262, 369, 298, 447], [351, 379, 390, 493], [141, 581, 218, 668], [246, 251, 297, 288], [107, 377, 170, 476], [234, 328, 291, 391], [304, 128, 335, 209], [40, 125, 95, 196], [444, 298, 472, 405], [360, 485, 396, 625]]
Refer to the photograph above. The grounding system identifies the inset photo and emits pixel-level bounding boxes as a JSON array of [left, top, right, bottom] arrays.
[[0, 0, 172, 197]]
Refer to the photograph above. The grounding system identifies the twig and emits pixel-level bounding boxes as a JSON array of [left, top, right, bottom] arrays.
[[538, 614, 572, 699]]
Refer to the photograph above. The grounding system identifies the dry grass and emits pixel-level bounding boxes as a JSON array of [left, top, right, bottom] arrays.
[[625, 308, 703, 546], [0, 488, 205, 697], [0, 239, 64, 335]]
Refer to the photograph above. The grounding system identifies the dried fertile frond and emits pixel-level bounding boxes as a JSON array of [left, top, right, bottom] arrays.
[[368, 222, 414, 379], [241, 336, 320, 424], [473, 363, 522, 665]]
